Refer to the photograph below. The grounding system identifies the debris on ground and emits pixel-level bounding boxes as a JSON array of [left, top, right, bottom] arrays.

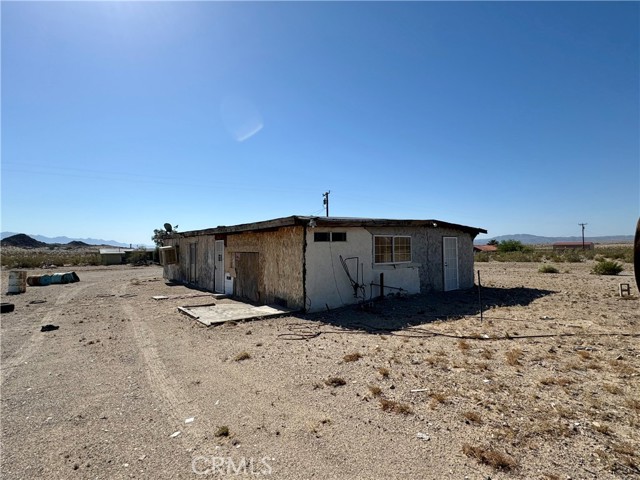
[[40, 324, 60, 332]]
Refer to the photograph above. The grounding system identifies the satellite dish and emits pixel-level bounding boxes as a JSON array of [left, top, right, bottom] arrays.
[[164, 223, 173, 233]]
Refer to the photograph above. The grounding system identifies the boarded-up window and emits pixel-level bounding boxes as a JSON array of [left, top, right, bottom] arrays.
[[374, 236, 411, 264]]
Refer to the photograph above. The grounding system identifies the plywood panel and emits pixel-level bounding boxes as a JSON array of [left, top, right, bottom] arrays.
[[235, 252, 260, 302]]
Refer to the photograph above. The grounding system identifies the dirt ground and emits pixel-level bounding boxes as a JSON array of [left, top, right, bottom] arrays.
[[1, 260, 638, 479]]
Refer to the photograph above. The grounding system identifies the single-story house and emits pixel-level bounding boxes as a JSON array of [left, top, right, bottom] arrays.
[[552, 242, 594, 251], [161, 216, 487, 313]]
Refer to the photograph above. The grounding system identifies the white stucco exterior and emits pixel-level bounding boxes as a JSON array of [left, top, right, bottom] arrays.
[[305, 227, 421, 312]]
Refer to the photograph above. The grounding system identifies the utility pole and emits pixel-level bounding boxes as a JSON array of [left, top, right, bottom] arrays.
[[323, 191, 330, 217], [578, 222, 587, 250]]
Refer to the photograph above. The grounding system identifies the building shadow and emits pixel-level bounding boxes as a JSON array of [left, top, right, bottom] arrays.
[[297, 286, 557, 334]]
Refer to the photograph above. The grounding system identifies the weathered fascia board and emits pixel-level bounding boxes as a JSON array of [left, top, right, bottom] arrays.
[[175, 215, 487, 239]]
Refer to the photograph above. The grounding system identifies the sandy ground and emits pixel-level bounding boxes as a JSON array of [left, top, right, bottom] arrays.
[[1, 261, 638, 479]]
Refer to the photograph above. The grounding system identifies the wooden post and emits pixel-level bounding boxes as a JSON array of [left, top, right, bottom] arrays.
[[477, 270, 483, 322], [379, 272, 384, 299]]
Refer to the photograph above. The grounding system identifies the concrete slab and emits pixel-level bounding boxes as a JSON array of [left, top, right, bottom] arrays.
[[177, 300, 295, 326]]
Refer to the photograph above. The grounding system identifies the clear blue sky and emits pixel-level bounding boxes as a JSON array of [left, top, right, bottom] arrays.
[[2, 2, 638, 245]]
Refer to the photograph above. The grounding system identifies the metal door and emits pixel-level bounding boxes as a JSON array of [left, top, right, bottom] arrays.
[[443, 237, 459, 291], [214, 240, 224, 293], [189, 243, 197, 284]]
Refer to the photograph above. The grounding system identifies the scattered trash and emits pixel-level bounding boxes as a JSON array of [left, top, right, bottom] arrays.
[[41, 324, 59, 332], [96, 294, 115, 298], [410, 388, 429, 393], [170, 431, 181, 438], [185, 417, 195, 424], [540, 315, 554, 320], [1, 303, 15, 314], [29, 300, 47, 304], [416, 432, 430, 441], [119, 294, 138, 298], [483, 379, 491, 383], [152, 296, 169, 301]]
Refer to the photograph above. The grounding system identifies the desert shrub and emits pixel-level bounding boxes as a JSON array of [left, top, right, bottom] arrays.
[[234, 351, 251, 361], [343, 352, 362, 362], [475, 252, 490, 262], [563, 250, 582, 263], [325, 377, 346, 387], [497, 240, 526, 253], [592, 260, 624, 276], [494, 250, 543, 262], [539, 264, 559, 274], [462, 443, 517, 471], [379, 399, 413, 415]]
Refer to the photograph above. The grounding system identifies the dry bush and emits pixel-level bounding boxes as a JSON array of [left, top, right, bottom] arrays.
[[379, 399, 413, 415], [481, 349, 493, 360], [343, 352, 362, 362], [462, 443, 517, 471], [368, 385, 382, 397], [577, 350, 591, 360], [593, 422, 611, 435], [603, 384, 622, 395], [625, 398, 640, 413], [539, 377, 572, 387], [215, 426, 230, 437], [505, 348, 523, 366], [377, 367, 390, 378], [457, 340, 471, 352], [462, 411, 482, 424], [325, 377, 346, 387], [234, 351, 251, 361]]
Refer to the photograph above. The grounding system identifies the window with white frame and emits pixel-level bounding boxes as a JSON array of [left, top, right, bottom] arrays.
[[374, 235, 411, 264]]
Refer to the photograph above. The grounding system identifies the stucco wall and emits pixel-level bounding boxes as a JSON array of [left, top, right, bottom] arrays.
[[305, 227, 421, 312]]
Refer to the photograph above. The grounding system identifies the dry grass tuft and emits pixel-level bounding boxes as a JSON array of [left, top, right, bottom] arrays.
[[577, 350, 592, 360], [481, 349, 493, 360], [379, 399, 413, 415], [505, 348, 523, 366], [602, 383, 622, 395], [462, 411, 483, 424], [343, 352, 362, 362], [215, 426, 230, 437], [368, 385, 382, 397], [458, 340, 471, 352], [234, 351, 251, 361], [325, 377, 346, 387], [462, 443, 517, 471], [540, 377, 572, 387], [377, 367, 390, 378]]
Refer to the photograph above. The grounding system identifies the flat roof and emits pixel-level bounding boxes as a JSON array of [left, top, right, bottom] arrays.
[[176, 215, 487, 238]]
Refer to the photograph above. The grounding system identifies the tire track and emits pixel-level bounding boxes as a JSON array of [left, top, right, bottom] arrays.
[[1, 283, 91, 386], [119, 287, 189, 424]]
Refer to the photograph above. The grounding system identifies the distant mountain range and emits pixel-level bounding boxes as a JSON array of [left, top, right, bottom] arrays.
[[1, 232, 130, 247], [475, 234, 634, 245]]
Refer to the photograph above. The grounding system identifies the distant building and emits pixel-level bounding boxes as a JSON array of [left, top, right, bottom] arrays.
[[99, 248, 131, 265], [552, 242, 594, 251], [473, 245, 498, 253]]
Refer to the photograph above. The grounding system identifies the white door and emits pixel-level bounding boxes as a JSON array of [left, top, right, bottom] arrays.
[[214, 240, 224, 293], [443, 237, 459, 291]]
